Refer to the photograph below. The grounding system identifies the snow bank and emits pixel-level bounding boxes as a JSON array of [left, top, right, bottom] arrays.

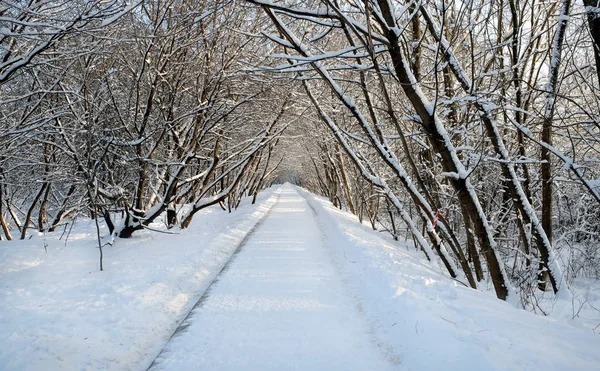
[[0, 186, 281, 371], [298, 187, 600, 371]]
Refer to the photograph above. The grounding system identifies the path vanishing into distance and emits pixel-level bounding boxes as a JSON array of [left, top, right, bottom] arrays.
[[148, 185, 398, 371], [1, 184, 599, 371]]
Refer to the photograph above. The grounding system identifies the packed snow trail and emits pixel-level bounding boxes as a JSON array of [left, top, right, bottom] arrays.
[[148, 185, 398, 371]]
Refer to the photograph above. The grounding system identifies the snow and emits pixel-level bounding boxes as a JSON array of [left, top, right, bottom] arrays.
[[1, 184, 599, 370], [262, 32, 294, 49], [297, 187, 600, 371], [0, 187, 280, 371], [100, 1, 142, 27], [271, 46, 366, 62], [149, 185, 398, 371]]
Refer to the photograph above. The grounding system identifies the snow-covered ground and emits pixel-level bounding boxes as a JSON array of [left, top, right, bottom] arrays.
[[0, 187, 280, 370], [149, 185, 398, 371], [1, 184, 599, 370], [297, 187, 600, 370]]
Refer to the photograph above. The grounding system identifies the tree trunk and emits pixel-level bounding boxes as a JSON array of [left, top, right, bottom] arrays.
[[375, 0, 510, 299], [539, 0, 572, 292], [584, 0, 600, 87], [20, 183, 48, 240], [0, 183, 12, 240], [48, 184, 76, 232], [38, 183, 51, 232]]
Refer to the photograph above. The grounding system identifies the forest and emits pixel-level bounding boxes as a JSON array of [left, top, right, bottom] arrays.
[[1, 0, 600, 316]]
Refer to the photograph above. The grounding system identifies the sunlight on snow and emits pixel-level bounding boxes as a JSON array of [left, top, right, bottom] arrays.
[[395, 287, 407, 297], [166, 293, 189, 313], [2, 258, 44, 273], [274, 207, 307, 213], [200, 294, 332, 312], [424, 278, 437, 286], [139, 283, 171, 306]]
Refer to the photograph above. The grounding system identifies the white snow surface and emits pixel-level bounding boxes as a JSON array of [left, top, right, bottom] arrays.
[[149, 186, 399, 371], [0, 187, 280, 371], [296, 187, 600, 370], [1, 184, 599, 370]]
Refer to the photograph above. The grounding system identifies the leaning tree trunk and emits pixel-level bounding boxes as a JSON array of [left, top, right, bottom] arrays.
[[584, 0, 600, 87], [540, 0, 572, 291], [0, 182, 12, 240], [374, 0, 510, 299], [20, 183, 48, 240], [418, 3, 572, 297]]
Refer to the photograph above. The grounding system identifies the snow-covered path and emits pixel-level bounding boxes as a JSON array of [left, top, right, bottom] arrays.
[[149, 185, 397, 371]]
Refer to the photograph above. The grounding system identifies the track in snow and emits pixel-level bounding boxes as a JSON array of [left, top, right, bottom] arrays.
[[148, 185, 397, 371]]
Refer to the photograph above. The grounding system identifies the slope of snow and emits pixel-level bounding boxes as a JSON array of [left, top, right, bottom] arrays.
[[0, 187, 280, 371], [297, 187, 600, 371]]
